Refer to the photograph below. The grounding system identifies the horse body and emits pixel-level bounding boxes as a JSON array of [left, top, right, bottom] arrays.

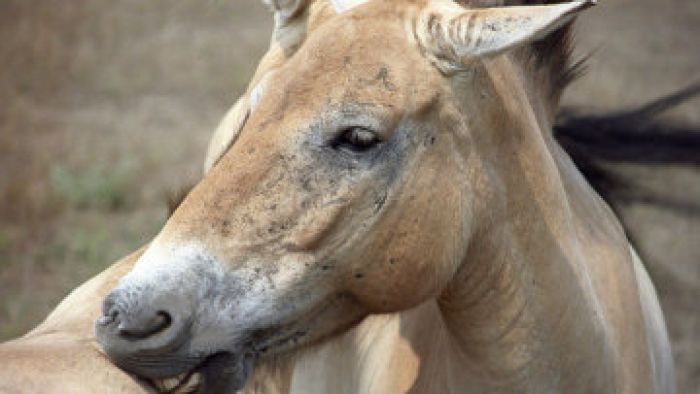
[[246, 50, 673, 393], [0, 1, 674, 393], [0, 250, 146, 393]]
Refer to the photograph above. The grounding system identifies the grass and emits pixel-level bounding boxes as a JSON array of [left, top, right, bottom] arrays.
[[0, 212, 166, 339], [0, 1, 260, 340], [40, 230, 111, 271], [0, 231, 10, 256], [0, 1, 270, 340], [49, 162, 134, 211]]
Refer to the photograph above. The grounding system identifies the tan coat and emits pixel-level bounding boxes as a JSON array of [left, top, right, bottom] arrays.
[[0, 1, 674, 393]]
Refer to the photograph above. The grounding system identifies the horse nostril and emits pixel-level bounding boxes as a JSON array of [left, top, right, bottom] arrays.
[[118, 311, 173, 340], [96, 308, 120, 327], [95, 292, 193, 375]]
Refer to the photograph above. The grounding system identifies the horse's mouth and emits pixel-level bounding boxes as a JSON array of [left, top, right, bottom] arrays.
[[144, 326, 309, 393], [151, 370, 200, 393], [147, 352, 256, 394]]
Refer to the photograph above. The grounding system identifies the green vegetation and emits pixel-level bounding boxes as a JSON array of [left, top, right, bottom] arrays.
[[38, 230, 108, 271], [50, 162, 134, 211], [0, 231, 10, 255]]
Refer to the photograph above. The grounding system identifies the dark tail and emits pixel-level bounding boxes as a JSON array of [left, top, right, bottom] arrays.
[[554, 82, 700, 215]]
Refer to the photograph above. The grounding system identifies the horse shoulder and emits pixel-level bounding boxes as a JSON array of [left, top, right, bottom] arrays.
[[629, 246, 676, 394]]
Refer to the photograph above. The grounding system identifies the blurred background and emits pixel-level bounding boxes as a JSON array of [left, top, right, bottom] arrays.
[[0, 0, 697, 392]]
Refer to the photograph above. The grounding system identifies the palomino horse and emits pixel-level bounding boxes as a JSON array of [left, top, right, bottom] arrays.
[[0, 0, 675, 393]]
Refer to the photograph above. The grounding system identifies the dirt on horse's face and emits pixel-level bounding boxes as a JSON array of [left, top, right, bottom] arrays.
[[95, 0, 591, 391]]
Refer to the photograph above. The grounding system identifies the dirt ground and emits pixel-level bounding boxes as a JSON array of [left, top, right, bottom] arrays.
[[0, 0, 698, 392]]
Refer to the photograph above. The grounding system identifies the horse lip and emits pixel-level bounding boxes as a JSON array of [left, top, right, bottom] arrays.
[[168, 328, 300, 392], [185, 352, 256, 394], [98, 321, 261, 389], [110, 351, 204, 381], [97, 307, 309, 390], [138, 352, 254, 393]]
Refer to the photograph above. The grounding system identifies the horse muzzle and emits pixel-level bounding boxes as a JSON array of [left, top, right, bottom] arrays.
[[94, 287, 256, 393], [95, 288, 200, 377]]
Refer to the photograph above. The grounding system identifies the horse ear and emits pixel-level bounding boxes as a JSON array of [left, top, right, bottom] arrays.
[[260, 0, 314, 50], [417, 0, 595, 73], [205, 1, 315, 173], [261, 0, 312, 28]]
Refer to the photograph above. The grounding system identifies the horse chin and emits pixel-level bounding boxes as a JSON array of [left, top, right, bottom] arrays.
[[132, 316, 314, 393], [196, 352, 256, 393], [163, 325, 307, 393], [149, 352, 256, 394]]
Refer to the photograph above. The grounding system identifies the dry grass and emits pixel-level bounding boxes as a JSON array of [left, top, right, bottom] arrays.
[[0, 0, 270, 338], [0, 0, 698, 392]]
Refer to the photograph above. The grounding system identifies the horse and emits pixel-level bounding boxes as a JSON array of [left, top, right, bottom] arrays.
[[0, 0, 676, 393]]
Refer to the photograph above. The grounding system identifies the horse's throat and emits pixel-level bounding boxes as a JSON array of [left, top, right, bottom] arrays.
[[286, 302, 452, 393]]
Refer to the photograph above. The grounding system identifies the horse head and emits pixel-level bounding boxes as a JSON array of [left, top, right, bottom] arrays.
[[95, 1, 593, 392]]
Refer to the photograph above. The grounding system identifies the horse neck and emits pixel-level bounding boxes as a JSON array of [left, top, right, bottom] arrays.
[[270, 57, 617, 394], [427, 56, 617, 391]]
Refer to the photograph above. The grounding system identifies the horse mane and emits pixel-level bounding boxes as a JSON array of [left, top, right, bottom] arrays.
[[516, 0, 584, 105], [521, 17, 582, 107], [458, 1, 700, 218]]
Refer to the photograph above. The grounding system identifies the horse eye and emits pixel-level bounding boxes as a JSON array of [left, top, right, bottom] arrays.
[[333, 127, 380, 152]]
